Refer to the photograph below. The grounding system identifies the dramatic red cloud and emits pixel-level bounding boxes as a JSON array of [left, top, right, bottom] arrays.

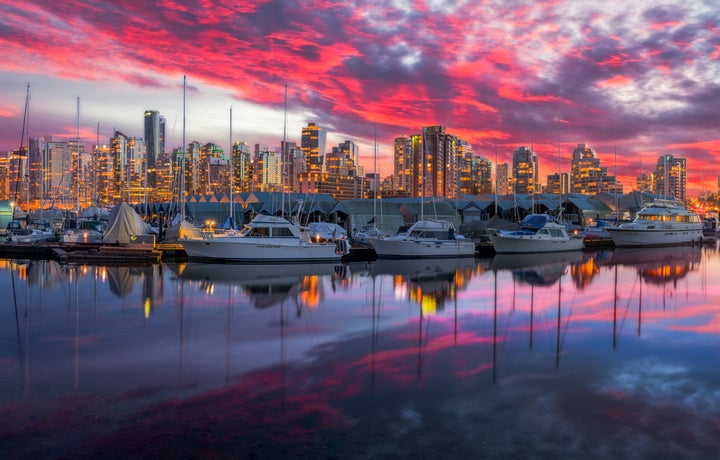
[[0, 0, 718, 196]]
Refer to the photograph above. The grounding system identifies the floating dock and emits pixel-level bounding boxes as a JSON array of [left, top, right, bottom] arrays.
[[0, 241, 169, 264]]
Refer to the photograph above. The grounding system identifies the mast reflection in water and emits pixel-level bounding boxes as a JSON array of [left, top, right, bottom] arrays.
[[1, 245, 720, 459]]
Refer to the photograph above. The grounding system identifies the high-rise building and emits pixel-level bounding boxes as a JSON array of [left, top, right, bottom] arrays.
[[412, 126, 460, 199], [144, 110, 165, 190], [232, 141, 252, 193], [474, 156, 493, 194], [511, 146, 537, 194], [496, 162, 510, 195], [570, 143, 622, 194], [393, 136, 413, 194], [653, 154, 686, 202], [301, 122, 326, 174]]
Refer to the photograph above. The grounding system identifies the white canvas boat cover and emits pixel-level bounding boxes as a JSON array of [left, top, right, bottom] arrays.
[[102, 203, 151, 244]]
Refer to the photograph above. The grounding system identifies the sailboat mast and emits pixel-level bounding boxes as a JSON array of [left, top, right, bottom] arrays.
[[76, 96, 81, 212], [14, 84, 30, 219], [373, 124, 377, 225], [281, 84, 287, 220], [557, 115, 562, 221], [180, 75, 186, 221], [229, 106, 233, 227]]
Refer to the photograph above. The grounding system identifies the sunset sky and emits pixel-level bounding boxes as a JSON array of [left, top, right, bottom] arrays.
[[0, 1, 718, 196]]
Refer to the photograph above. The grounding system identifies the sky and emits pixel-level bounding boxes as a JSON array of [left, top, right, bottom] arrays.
[[0, 0, 718, 197]]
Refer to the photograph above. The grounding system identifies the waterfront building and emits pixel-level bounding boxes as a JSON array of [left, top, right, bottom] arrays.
[[636, 173, 652, 193], [496, 162, 511, 195], [232, 141, 253, 193], [301, 122, 327, 174], [570, 143, 622, 194], [393, 136, 413, 195], [512, 146, 537, 194], [143, 110, 165, 191], [411, 126, 461, 199], [546, 172, 569, 195], [653, 154, 687, 203]]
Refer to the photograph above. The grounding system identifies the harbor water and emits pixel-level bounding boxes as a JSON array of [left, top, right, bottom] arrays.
[[1, 244, 720, 459]]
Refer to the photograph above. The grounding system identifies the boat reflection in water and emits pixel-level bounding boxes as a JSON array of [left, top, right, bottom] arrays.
[[604, 245, 701, 285], [490, 251, 585, 286], [176, 262, 342, 309], [370, 257, 475, 315]]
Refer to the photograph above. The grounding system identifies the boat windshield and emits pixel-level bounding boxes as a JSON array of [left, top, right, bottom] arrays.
[[519, 215, 549, 231]]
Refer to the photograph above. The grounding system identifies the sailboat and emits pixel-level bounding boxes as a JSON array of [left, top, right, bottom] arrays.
[[179, 85, 344, 262], [369, 130, 475, 259], [60, 97, 104, 244]]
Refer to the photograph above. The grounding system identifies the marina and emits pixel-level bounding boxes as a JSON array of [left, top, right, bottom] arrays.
[[1, 243, 719, 458]]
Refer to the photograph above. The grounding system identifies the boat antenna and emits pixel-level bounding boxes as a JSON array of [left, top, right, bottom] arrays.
[[181, 75, 186, 221]]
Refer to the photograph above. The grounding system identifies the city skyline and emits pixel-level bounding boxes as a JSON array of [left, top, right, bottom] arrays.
[[0, 1, 718, 196]]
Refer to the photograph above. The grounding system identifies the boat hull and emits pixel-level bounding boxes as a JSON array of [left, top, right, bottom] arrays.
[[180, 236, 342, 262], [489, 234, 584, 254], [369, 238, 476, 259], [606, 228, 702, 247]]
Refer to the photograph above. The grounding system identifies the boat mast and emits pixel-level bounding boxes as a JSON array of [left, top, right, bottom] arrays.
[[180, 75, 186, 222], [281, 84, 287, 220], [373, 123, 377, 227], [557, 115, 562, 221], [75, 96, 81, 213], [229, 105, 233, 229], [614, 145, 619, 221], [14, 84, 30, 220]]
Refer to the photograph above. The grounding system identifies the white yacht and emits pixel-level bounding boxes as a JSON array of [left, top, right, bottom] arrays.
[[179, 214, 345, 262], [368, 219, 476, 259], [605, 200, 702, 247], [489, 214, 584, 254]]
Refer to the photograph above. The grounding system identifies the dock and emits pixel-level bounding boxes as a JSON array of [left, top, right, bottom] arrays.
[[0, 241, 177, 264]]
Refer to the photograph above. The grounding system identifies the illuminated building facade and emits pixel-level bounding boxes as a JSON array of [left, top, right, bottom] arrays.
[[393, 136, 413, 194], [411, 126, 461, 199], [301, 122, 326, 174], [512, 146, 537, 194], [496, 162, 510, 195], [144, 110, 165, 191], [570, 143, 622, 194], [546, 172, 570, 195], [653, 154, 687, 203]]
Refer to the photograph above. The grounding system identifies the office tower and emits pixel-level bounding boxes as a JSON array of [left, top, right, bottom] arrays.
[[512, 146, 537, 194], [636, 173, 652, 193], [570, 143, 621, 194], [393, 136, 413, 194], [414, 126, 460, 199], [496, 162, 510, 195], [654, 154, 686, 202], [474, 156, 493, 194], [232, 141, 252, 192], [144, 110, 164, 189], [301, 122, 326, 174]]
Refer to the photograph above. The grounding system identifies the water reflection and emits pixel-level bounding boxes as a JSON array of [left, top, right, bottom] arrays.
[[2, 249, 720, 458]]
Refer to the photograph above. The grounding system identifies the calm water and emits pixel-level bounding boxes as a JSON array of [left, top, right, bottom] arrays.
[[2, 245, 720, 459]]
